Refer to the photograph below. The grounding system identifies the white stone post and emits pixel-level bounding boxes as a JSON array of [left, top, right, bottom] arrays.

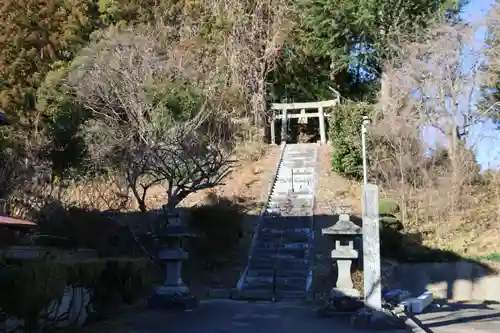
[[270, 113, 276, 145], [281, 108, 288, 143], [318, 107, 326, 144], [362, 184, 382, 310]]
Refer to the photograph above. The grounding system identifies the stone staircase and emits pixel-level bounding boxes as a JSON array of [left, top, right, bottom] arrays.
[[236, 143, 319, 300]]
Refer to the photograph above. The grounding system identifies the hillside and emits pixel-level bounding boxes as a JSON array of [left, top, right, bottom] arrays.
[[185, 144, 500, 260]]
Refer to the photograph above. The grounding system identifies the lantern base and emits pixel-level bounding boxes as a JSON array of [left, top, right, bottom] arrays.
[[331, 287, 361, 299], [155, 284, 190, 295], [147, 285, 198, 310]]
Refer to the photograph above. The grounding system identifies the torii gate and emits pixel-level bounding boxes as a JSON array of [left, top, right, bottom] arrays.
[[269, 99, 339, 145]]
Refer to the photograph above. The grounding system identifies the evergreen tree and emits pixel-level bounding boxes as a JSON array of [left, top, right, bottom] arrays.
[[0, 0, 100, 140]]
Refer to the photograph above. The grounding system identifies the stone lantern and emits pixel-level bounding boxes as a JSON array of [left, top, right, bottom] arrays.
[[148, 207, 198, 309], [321, 207, 362, 299]]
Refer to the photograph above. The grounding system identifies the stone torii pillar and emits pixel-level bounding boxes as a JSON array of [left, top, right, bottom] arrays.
[[281, 108, 288, 143]]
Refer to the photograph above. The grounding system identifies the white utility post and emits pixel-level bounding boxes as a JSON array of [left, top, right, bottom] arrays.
[[361, 116, 371, 185]]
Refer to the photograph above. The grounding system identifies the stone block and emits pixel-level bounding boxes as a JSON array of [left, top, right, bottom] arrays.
[[208, 288, 231, 299], [409, 291, 433, 314]]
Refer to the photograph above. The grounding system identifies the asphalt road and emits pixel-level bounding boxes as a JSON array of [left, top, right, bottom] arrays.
[[120, 300, 384, 333], [96, 299, 500, 333]]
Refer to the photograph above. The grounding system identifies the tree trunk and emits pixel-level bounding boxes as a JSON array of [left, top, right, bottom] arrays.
[[130, 185, 147, 212]]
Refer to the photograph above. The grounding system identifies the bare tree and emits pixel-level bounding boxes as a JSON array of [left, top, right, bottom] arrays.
[[119, 144, 159, 212], [60, 27, 234, 212], [378, 21, 483, 186], [156, 0, 294, 140], [367, 19, 490, 233], [482, 1, 500, 120], [151, 126, 234, 213], [66, 28, 186, 147]]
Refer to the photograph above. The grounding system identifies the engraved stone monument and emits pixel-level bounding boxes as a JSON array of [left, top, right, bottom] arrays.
[[349, 184, 405, 331], [362, 184, 382, 310], [322, 206, 362, 299]]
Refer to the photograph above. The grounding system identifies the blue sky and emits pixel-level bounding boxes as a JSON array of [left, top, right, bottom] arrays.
[[441, 0, 499, 169]]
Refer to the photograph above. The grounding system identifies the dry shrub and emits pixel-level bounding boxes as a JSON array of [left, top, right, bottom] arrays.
[[150, 0, 294, 140], [371, 20, 497, 255], [50, 0, 294, 211], [188, 193, 245, 270], [234, 138, 267, 162], [57, 176, 132, 211]]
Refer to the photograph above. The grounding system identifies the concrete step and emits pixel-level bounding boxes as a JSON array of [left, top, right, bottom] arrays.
[[274, 172, 314, 178], [267, 198, 313, 206], [275, 171, 315, 177], [266, 200, 313, 209], [249, 253, 310, 263], [255, 236, 311, 244], [259, 227, 312, 235], [243, 276, 307, 288], [280, 156, 315, 161], [231, 288, 307, 300], [255, 235, 311, 244], [242, 281, 307, 292], [270, 187, 314, 194], [285, 143, 318, 148], [252, 245, 309, 254], [268, 196, 314, 204], [252, 251, 310, 261], [251, 250, 310, 260], [254, 241, 311, 250], [263, 209, 313, 216], [257, 233, 310, 243], [266, 197, 311, 204], [278, 183, 314, 190], [282, 152, 316, 157], [272, 179, 312, 186], [242, 283, 307, 293], [270, 189, 312, 196], [275, 172, 315, 178], [259, 222, 312, 231], [278, 167, 315, 174], [248, 258, 309, 270], [246, 268, 309, 278], [260, 216, 312, 228], [248, 263, 308, 273], [284, 149, 317, 154], [273, 182, 313, 187], [281, 157, 315, 162]]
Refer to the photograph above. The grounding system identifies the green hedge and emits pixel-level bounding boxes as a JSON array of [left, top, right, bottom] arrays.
[[329, 102, 374, 179], [0, 258, 158, 331], [188, 196, 244, 270]]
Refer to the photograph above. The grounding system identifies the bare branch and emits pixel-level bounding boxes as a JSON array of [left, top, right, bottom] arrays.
[[150, 126, 235, 211]]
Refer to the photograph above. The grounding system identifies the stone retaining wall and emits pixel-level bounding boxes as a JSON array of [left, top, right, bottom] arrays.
[[385, 261, 500, 301]]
